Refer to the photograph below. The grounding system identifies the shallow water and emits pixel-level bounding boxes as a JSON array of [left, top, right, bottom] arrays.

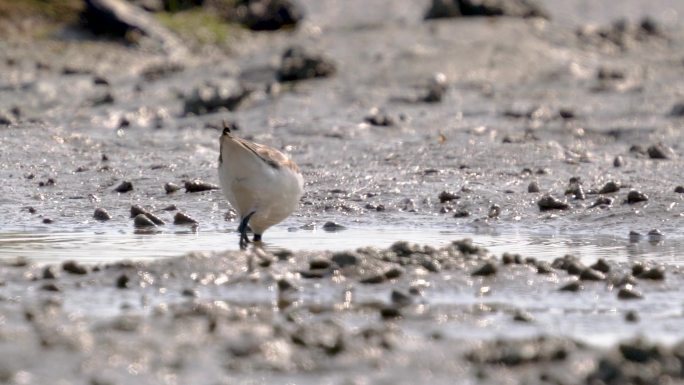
[[1, 226, 681, 265]]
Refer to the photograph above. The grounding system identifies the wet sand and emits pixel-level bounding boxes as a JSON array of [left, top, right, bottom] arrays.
[[1, 0, 684, 383]]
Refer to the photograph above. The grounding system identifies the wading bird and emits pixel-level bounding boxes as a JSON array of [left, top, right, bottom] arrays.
[[218, 123, 304, 249]]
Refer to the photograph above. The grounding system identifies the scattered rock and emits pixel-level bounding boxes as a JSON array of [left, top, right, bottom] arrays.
[[42, 266, 58, 280], [670, 102, 684, 117], [637, 266, 665, 280], [277, 46, 336, 82], [322, 221, 346, 232], [360, 274, 386, 285], [599, 181, 620, 194], [625, 310, 639, 322], [184, 180, 219, 192], [647, 143, 675, 159], [527, 181, 540, 193], [365, 108, 395, 126], [618, 285, 643, 300], [647, 229, 663, 242], [40, 282, 61, 292], [487, 204, 501, 218], [380, 306, 402, 319], [390, 290, 413, 307], [309, 258, 332, 270], [536, 261, 553, 274], [626, 190, 648, 204], [579, 268, 605, 281], [116, 274, 131, 289], [466, 337, 574, 366], [613, 155, 624, 167], [133, 214, 157, 228], [62, 260, 88, 275], [439, 191, 459, 203], [422, 72, 448, 103], [93, 208, 112, 221], [174, 212, 198, 225], [331, 251, 360, 267], [590, 259, 610, 273], [425, 0, 549, 20], [472, 262, 497, 276], [42, 218, 54, 224], [384, 267, 404, 280], [559, 281, 581, 292], [183, 80, 252, 115], [537, 195, 570, 211], [164, 182, 181, 194], [234, 0, 303, 31], [590, 196, 613, 208], [675, 186, 684, 193], [114, 181, 133, 193], [512, 310, 534, 323]]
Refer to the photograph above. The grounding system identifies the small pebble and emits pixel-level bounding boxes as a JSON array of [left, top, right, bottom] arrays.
[[536, 261, 553, 274], [625, 311, 639, 322], [579, 268, 605, 281], [309, 258, 332, 270], [62, 260, 88, 275], [537, 195, 570, 211], [116, 274, 130, 289], [647, 143, 675, 159], [322, 221, 346, 232], [613, 156, 624, 167], [637, 266, 665, 280], [512, 310, 534, 323], [380, 306, 402, 319], [184, 180, 219, 193], [164, 182, 181, 194], [675, 186, 684, 193], [42, 218, 53, 224], [527, 181, 540, 193], [559, 281, 582, 292], [629, 231, 642, 243], [331, 251, 360, 267], [438, 191, 459, 203], [384, 267, 404, 280], [130, 205, 147, 218], [590, 259, 610, 273], [391, 290, 413, 307], [566, 261, 584, 276], [93, 208, 112, 221], [598, 181, 620, 194], [472, 262, 497, 277], [631, 263, 645, 276], [618, 285, 643, 300], [42, 266, 58, 280], [114, 181, 133, 193], [40, 283, 61, 292], [133, 214, 156, 228], [647, 229, 663, 242], [174, 212, 198, 225], [162, 204, 178, 211], [277, 279, 296, 292], [626, 190, 648, 204]]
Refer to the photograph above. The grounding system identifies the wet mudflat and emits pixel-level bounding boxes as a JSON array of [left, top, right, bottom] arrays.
[[1, 0, 684, 383]]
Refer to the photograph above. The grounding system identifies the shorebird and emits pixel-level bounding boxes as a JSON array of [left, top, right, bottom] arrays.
[[218, 122, 304, 249]]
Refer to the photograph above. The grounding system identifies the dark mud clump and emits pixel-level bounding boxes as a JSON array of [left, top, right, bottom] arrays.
[[276, 46, 336, 82], [93, 208, 112, 221], [538, 195, 570, 211], [184, 180, 219, 192], [425, 0, 548, 20], [626, 190, 648, 204], [114, 180, 133, 193], [234, 0, 303, 31], [183, 80, 252, 115]]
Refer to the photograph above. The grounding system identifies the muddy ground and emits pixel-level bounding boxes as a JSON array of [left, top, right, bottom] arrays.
[[1, 0, 684, 383]]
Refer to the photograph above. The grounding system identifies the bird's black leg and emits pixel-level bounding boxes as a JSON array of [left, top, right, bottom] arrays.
[[237, 211, 255, 250], [253, 234, 262, 242]]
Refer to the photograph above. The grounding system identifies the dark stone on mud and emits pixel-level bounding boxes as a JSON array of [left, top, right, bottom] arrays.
[[626, 190, 648, 204], [566, 261, 584, 276], [424, 0, 549, 20], [62, 260, 88, 275], [637, 266, 665, 280], [453, 210, 470, 218], [472, 262, 497, 277], [419, 257, 441, 273], [466, 337, 574, 366], [331, 251, 360, 267], [116, 273, 131, 289], [183, 80, 252, 115], [675, 185, 684, 193], [579, 268, 605, 281], [513, 310, 534, 323], [40, 282, 61, 292], [380, 306, 402, 319], [322, 221, 346, 232], [647, 229, 663, 242], [114, 181, 133, 193], [590, 196, 614, 208], [164, 182, 181, 194], [537, 195, 569, 211], [558, 108, 575, 119], [629, 231, 642, 243], [299, 269, 328, 279], [277, 278, 296, 292], [613, 155, 624, 167], [590, 259, 610, 273], [42, 218, 54, 224], [619, 340, 661, 363], [618, 286, 643, 300], [234, 0, 303, 31], [93, 208, 112, 221], [453, 239, 486, 255], [559, 281, 581, 292], [670, 102, 684, 117], [487, 204, 501, 218], [133, 214, 157, 228], [625, 310, 639, 322], [274, 249, 293, 261], [536, 261, 553, 274], [527, 181, 540, 193], [647, 143, 675, 159], [391, 290, 412, 307], [631, 262, 645, 276], [0, 110, 16, 125], [277, 46, 336, 82], [130, 205, 148, 218], [162, 204, 177, 211], [184, 180, 219, 192], [309, 258, 332, 270], [599, 181, 620, 194], [438, 190, 459, 203], [422, 73, 448, 103], [42, 266, 58, 280], [173, 212, 198, 225], [360, 274, 387, 284], [365, 108, 395, 126], [384, 267, 404, 280], [141, 62, 184, 81]]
